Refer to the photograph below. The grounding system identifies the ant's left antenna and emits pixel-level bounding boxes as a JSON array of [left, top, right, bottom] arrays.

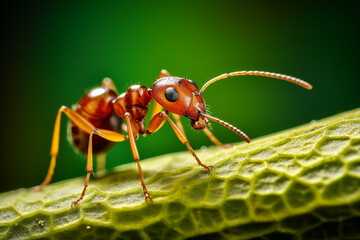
[[199, 71, 312, 95], [201, 113, 251, 143]]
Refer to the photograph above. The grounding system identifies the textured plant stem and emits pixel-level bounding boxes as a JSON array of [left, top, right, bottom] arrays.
[[1, 108, 360, 240]]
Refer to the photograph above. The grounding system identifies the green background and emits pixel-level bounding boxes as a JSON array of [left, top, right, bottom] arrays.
[[1, 1, 359, 192]]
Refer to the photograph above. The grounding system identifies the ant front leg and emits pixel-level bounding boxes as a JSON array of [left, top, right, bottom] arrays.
[[147, 111, 215, 172], [203, 128, 232, 149], [150, 69, 172, 119], [33, 106, 95, 191], [157, 69, 171, 79], [172, 113, 186, 136]]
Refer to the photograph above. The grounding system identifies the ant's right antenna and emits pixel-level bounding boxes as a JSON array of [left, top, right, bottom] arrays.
[[199, 71, 312, 95]]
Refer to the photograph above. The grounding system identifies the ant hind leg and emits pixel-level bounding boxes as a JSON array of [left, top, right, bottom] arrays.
[[33, 106, 95, 191]]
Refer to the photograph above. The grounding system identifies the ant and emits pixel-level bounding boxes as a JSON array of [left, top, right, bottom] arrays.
[[33, 69, 312, 207]]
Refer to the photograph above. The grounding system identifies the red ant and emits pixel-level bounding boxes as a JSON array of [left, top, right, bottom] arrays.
[[33, 69, 312, 207]]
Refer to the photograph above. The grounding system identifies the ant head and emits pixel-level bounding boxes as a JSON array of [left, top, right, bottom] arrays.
[[151, 69, 312, 144], [151, 74, 251, 142], [151, 77, 206, 121]]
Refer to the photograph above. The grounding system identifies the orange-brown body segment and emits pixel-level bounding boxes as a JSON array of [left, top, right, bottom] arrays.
[[112, 85, 152, 136], [151, 77, 205, 120], [69, 87, 122, 154]]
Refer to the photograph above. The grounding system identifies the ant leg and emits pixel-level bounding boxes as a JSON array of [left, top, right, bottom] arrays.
[[157, 69, 171, 79], [101, 77, 119, 94], [71, 128, 94, 207], [33, 106, 95, 191], [121, 123, 128, 133], [123, 113, 152, 202], [147, 111, 214, 172], [96, 153, 106, 172], [172, 113, 186, 136], [151, 101, 164, 118], [203, 128, 232, 149], [149, 101, 166, 133], [151, 68, 171, 118], [150, 69, 171, 118], [72, 128, 127, 207]]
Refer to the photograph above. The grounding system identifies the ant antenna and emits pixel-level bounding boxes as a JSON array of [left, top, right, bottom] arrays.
[[199, 71, 312, 95], [200, 113, 251, 143]]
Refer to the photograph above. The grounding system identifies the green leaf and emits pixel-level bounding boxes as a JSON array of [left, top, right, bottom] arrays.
[[1, 108, 360, 240]]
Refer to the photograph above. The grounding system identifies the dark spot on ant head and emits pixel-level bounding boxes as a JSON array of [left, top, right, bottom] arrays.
[[165, 87, 179, 102]]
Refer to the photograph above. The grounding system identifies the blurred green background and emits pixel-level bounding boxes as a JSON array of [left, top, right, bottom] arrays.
[[1, 1, 359, 192]]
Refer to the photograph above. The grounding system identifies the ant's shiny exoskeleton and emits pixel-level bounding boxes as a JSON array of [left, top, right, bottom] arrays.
[[33, 69, 312, 206]]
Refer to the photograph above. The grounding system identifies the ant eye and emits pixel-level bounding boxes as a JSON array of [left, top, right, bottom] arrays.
[[188, 79, 198, 90], [165, 87, 179, 102]]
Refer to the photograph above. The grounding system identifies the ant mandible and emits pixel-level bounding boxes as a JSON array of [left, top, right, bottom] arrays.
[[33, 69, 312, 207]]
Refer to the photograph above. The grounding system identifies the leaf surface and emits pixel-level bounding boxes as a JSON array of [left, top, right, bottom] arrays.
[[1, 109, 360, 239]]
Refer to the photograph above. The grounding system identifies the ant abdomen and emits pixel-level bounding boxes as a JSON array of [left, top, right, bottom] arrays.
[[68, 87, 122, 155]]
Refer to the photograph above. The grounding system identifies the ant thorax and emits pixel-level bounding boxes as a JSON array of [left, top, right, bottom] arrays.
[[112, 84, 152, 134]]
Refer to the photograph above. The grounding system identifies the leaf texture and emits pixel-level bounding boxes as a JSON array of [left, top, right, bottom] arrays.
[[1, 108, 360, 240]]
